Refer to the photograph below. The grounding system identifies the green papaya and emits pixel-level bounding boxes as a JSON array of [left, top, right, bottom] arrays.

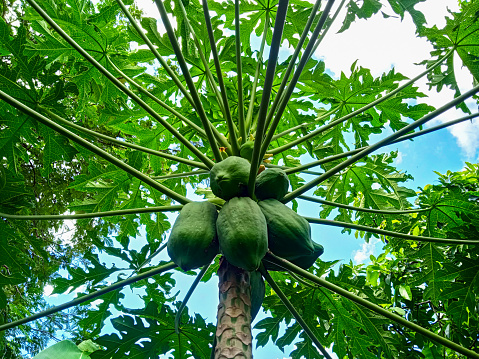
[[209, 156, 251, 200], [167, 201, 219, 271], [293, 241, 324, 269], [250, 270, 265, 320], [239, 140, 254, 161], [258, 199, 314, 260], [217, 197, 268, 271], [264, 241, 324, 271], [255, 168, 289, 200]]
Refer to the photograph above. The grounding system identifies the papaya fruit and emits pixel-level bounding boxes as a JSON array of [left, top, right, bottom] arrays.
[[264, 241, 324, 271], [167, 201, 219, 271], [255, 168, 289, 200], [250, 270, 265, 320], [258, 199, 314, 260], [209, 156, 251, 200], [293, 241, 324, 269], [217, 197, 268, 271], [239, 140, 254, 161], [219, 147, 229, 160]]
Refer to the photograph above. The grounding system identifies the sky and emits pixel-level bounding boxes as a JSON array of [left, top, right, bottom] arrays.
[[42, 0, 479, 358]]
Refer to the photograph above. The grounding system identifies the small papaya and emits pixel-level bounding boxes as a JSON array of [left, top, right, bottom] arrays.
[[239, 140, 254, 161], [167, 201, 219, 271], [209, 156, 251, 200], [250, 270, 265, 320], [217, 197, 268, 271], [219, 147, 229, 160], [255, 168, 289, 200], [258, 199, 314, 260]]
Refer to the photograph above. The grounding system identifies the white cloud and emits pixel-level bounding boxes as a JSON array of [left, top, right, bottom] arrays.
[[52, 218, 76, 245], [317, 2, 437, 78], [395, 151, 404, 165], [43, 284, 54, 296], [448, 119, 479, 159], [352, 237, 381, 264]]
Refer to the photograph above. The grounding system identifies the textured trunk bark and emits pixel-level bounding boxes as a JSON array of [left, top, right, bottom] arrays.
[[214, 258, 253, 359]]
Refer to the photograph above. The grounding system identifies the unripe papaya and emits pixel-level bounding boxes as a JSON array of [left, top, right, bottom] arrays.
[[217, 197, 268, 271], [209, 156, 251, 200], [239, 140, 254, 161], [250, 270, 265, 320], [258, 199, 314, 260], [255, 168, 289, 200], [293, 241, 324, 269], [264, 241, 324, 271], [167, 201, 219, 271]]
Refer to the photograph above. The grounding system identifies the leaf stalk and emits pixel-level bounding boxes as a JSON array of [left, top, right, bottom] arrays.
[[105, 56, 208, 138], [283, 112, 479, 175], [245, 12, 270, 134], [259, 264, 333, 359], [0, 205, 183, 221], [264, 253, 479, 359], [0, 90, 191, 204], [304, 216, 479, 245], [235, 0, 246, 143], [282, 82, 479, 202], [247, 0, 290, 196], [0, 262, 177, 332], [115, 0, 195, 107], [270, 48, 455, 156], [298, 195, 431, 214], [263, 0, 322, 131], [27, 0, 215, 168], [40, 107, 209, 170], [175, 263, 210, 334], [154, 0, 223, 162], [260, 0, 336, 160], [202, 0, 240, 155]]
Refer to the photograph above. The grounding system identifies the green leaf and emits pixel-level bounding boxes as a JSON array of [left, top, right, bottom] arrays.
[[339, 0, 383, 33], [407, 243, 451, 305], [51, 253, 122, 294], [441, 258, 479, 326], [255, 315, 283, 348], [398, 284, 412, 301], [422, 2, 479, 111], [91, 301, 214, 359], [385, 0, 427, 34], [32, 340, 91, 359]]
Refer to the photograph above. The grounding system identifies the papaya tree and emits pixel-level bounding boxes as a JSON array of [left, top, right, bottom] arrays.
[[1, 0, 479, 358]]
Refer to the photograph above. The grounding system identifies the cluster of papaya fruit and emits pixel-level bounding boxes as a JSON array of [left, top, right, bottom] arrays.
[[166, 155, 323, 318]]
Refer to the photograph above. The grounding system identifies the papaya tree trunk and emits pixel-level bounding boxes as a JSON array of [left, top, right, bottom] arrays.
[[214, 258, 253, 359]]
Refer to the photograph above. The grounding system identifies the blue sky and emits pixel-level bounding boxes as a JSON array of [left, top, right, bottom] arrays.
[[41, 1, 479, 358]]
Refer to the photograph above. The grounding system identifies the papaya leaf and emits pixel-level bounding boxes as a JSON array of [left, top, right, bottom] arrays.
[[32, 339, 91, 359]]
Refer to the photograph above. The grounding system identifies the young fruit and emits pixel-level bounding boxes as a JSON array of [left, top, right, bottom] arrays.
[[250, 270, 265, 320], [167, 201, 219, 271], [217, 197, 268, 271], [209, 156, 251, 200], [239, 140, 254, 161], [258, 199, 314, 260], [254, 168, 289, 200]]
